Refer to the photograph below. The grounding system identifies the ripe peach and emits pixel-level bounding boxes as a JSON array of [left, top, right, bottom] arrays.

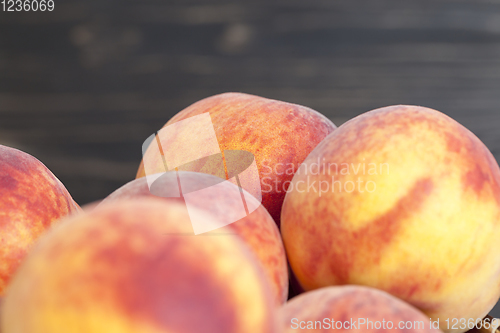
[[281, 106, 500, 332], [100, 170, 289, 305], [136, 92, 336, 227], [1, 198, 279, 333], [281, 285, 442, 333], [0, 145, 80, 295]]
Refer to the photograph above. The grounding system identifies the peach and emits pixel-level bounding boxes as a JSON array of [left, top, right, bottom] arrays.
[[136, 92, 336, 227], [281, 106, 500, 332], [1, 198, 279, 333], [281, 285, 442, 333], [0, 145, 80, 295], [100, 170, 288, 305]]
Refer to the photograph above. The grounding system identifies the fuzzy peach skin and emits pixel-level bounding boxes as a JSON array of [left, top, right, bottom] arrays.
[[1, 198, 279, 333], [0, 145, 80, 295], [100, 170, 288, 305], [281, 285, 443, 333], [281, 106, 500, 333], [136, 92, 336, 228]]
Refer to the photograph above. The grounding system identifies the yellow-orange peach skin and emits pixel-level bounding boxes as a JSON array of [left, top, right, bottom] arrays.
[[137, 92, 336, 227], [281, 285, 443, 333], [0, 145, 80, 295], [1, 198, 279, 333], [100, 171, 288, 305], [281, 105, 500, 333]]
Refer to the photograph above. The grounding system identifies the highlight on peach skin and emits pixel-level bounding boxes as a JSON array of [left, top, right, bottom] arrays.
[[1, 198, 279, 333], [99, 170, 289, 305], [0, 145, 80, 295], [281, 105, 500, 333], [137, 92, 336, 228]]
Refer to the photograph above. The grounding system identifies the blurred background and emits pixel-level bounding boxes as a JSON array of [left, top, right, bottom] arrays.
[[1, 0, 500, 316]]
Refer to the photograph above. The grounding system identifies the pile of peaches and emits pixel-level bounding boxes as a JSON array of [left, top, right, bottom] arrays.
[[1, 93, 500, 333]]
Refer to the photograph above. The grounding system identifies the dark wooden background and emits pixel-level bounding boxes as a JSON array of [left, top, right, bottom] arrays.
[[1, 0, 500, 316]]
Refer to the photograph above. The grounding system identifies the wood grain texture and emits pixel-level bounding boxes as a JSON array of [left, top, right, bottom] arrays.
[[0, 0, 499, 316]]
